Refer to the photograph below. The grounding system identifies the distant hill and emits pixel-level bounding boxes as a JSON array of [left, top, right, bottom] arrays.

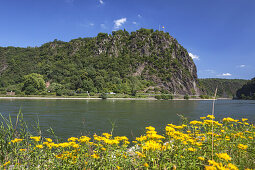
[[236, 77, 255, 100], [0, 28, 200, 95], [198, 78, 248, 98]]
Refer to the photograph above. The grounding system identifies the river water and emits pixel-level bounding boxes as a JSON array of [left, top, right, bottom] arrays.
[[0, 99, 254, 140]]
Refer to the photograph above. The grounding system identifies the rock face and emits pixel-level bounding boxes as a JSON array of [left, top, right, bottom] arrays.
[[0, 28, 200, 95], [93, 29, 200, 94]]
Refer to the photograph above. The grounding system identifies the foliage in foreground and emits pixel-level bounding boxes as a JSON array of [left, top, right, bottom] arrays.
[[0, 113, 254, 169]]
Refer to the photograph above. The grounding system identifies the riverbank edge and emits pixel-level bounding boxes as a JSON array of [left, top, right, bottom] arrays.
[[0, 97, 222, 100]]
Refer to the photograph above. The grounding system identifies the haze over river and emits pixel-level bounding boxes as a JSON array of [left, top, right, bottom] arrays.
[[0, 99, 254, 140]]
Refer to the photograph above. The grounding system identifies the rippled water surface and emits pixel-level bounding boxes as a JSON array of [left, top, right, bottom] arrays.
[[0, 99, 254, 140]]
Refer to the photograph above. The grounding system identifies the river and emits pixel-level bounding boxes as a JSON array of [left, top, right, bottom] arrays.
[[0, 99, 254, 140]]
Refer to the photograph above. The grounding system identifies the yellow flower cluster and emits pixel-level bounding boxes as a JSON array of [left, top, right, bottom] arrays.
[[5, 115, 254, 169], [11, 138, 23, 143], [94, 133, 129, 146], [237, 144, 248, 150], [216, 153, 232, 162], [223, 117, 239, 122], [30, 136, 41, 142]]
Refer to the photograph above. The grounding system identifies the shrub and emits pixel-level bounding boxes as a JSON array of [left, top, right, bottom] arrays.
[[199, 95, 210, 99], [100, 93, 108, 99], [56, 89, 63, 96], [155, 95, 162, 100], [184, 94, 189, 100]]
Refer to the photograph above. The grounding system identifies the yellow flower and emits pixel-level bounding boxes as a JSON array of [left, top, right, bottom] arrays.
[[79, 136, 91, 143], [91, 154, 100, 159], [11, 138, 23, 143], [143, 163, 149, 167], [238, 144, 248, 150], [102, 133, 112, 138], [205, 166, 217, 170], [36, 144, 43, 149], [68, 137, 78, 142], [222, 117, 238, 122], [136, 135, 147, 142], [72, 144, 80, 148], [227, 163, 239, 170], [101, 147, 106, 151], [3, 161, 10, 167], [200, 117, 206, 119], [216, 153, 231, 162], [207, 115, 215, 119], [146, 126, 156, 131], [208, 160, 218, 166], [55, 154, 63, 159], [198, 157, 205, 161], [135, 151, 145, 158], [116, 166, 121, 170], [45, 138, 52, 142], [30, 136, 41, 142], [142, 140, 162, 151], [188, 147, 196, 152], [242, 118, 248, 122], [190, 120, 203, 125], [19, 149, 27, 152]]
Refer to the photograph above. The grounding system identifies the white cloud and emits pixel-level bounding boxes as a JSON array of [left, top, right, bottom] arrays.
[[189, 53, 200, 60], [114, 18, 127, 29], [239, 65, 246, 68], [217, 73, 232, 76], [89, 23, 94, 26], [99, 0, 104, 4], [138, 14, 142, 18], [132, 21, 137, 25]]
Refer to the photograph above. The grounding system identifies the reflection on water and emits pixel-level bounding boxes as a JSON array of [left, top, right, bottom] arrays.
[[0, 99, 254, 140]]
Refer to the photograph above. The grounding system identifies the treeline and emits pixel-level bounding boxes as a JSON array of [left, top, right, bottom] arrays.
[[0, 28, 197, 95], [198, 78, 248, 98], [236, 77, 255, 100]]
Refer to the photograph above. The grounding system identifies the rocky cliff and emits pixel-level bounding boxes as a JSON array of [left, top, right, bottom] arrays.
[[0, 28, 200, 95]]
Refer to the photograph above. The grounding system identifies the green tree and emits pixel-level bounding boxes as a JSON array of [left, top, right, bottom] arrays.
[[22, 73, 46, 95]]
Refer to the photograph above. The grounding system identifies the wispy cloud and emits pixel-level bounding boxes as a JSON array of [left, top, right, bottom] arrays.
[[189, 53, 200, 60], [238, 64, 246, 68], [132, 21, 137, 25], [99, 0, 104, 4], [113, 18, 127, 29], [217, 73, 232, 76], [138, 14, 142, 18], [89, 23, 94, 26]]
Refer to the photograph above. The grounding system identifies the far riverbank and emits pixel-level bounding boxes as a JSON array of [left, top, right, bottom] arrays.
[[0, 96, 220, 100]]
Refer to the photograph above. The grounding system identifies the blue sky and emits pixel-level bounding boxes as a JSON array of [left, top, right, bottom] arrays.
[[0, 0, 254, 79]]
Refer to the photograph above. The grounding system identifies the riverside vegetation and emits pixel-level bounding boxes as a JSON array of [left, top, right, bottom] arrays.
[[0, 112, 254, 169], [236, 77, 255, 100], [0, 28, 199, 96], [0, 28, 250, 98]]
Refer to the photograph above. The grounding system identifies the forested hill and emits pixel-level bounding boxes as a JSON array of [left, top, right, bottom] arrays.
[[198, 78, 248, 98], [0, 28, 200, 95], [236, 77, 255, 100]]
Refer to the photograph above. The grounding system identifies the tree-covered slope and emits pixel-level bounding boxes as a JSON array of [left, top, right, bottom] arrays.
[[236, 77, 255, 100], [0, 28, 199, 95], [198, 78, 248, 98]]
